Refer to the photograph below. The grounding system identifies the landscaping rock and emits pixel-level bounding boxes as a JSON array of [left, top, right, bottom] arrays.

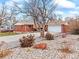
[[33, 43, 47, 50]]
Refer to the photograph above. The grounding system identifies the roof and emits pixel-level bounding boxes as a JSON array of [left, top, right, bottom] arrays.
[[15, 22, 34, 25]]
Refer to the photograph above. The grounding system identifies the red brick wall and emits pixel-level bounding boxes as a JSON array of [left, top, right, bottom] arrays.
[[61, 24, 69, 33], [14, 25, 33, 32]]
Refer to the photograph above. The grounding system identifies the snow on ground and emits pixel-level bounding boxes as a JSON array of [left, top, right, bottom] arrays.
[[1, 34, 79, 59]]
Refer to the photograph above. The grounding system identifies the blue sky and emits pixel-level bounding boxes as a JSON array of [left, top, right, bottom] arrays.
[[55, 0, 79, 18], [0, 0, 79, 19], [0, 0, 8, 3]]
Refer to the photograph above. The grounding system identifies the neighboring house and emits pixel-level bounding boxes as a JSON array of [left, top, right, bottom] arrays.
[[14, 22, 34, 33], [14, 22, 48, 33], [0, 19, 48, 32]]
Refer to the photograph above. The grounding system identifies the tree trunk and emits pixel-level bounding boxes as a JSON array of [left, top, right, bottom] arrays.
[[40, 30, 44, 38], [33, 18, 38, 31], [40, 24, 45, 38]]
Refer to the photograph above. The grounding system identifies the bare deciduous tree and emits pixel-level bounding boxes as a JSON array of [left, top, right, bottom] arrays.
[[0, 3, 7, 26], [13, 0, 57, 37], [0, 2, 17, 30]]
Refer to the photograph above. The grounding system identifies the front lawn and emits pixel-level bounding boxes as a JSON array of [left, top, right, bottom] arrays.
[[0, 32, 17, 36]]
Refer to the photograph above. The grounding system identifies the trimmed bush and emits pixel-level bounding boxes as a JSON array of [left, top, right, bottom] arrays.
[[0, 49, 12, 58], [19, 34, 35, 47], [58, 47, 72, 53], [45, 32, 54, 40]]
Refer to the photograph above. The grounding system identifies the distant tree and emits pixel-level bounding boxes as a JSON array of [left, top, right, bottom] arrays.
[[0, 2, 17, 30], [0, 2, 7, 26], [8, 8, 18, 29]]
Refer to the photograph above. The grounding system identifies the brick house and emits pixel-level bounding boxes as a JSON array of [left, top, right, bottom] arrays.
[[14, 22, 48, 33], [14, 22, 34, 33]]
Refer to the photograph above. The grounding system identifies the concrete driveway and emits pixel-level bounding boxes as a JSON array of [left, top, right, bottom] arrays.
[[0, 32, 40, 49]]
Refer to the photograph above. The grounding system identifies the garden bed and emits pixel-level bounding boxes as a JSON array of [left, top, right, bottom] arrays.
[[1, 34, 79, 59]]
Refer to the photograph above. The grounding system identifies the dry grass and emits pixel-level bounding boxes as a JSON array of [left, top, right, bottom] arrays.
[[57, 46, 73, 59], [0, 32, 16, 36], [0, 49, 12, 58], [58, 47, 72, 53], [58, 40, 73, 54]]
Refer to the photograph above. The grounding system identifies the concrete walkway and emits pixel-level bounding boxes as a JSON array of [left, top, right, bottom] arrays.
[[0, 32, 40, 42], [0, 32, 40, 49]]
